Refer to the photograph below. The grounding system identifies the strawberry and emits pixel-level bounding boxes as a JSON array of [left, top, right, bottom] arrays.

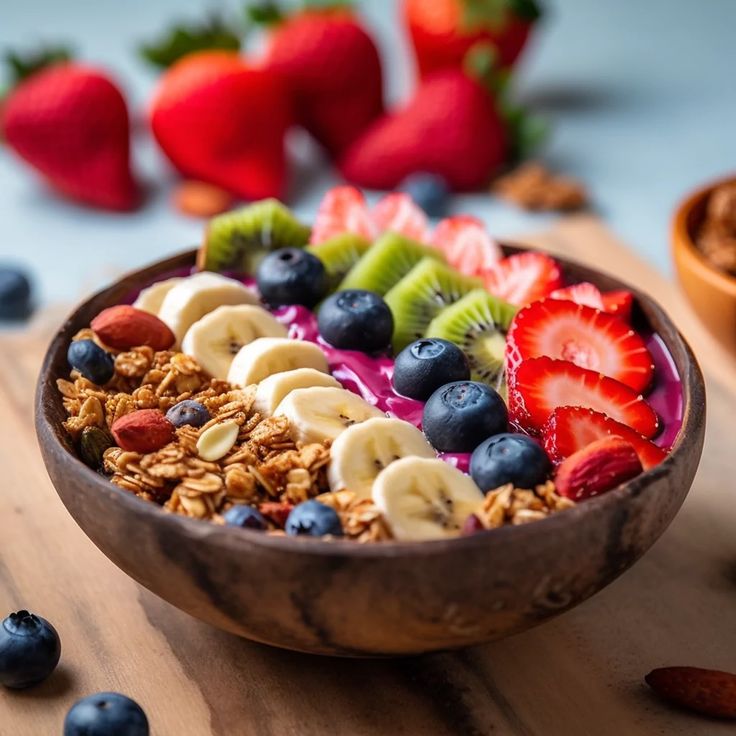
[[602, 289, 634, 322], [509, 357, 660, 438], [506, 299, 654, 392], [550, 282, 604, 310], [372, 193, 430, 242], [339, 69, 507, 192], [259, 7, 384, 157], [309, 186, 377, 245], [542, 406, 667, 470], [646, 666, 736, 720], [431, 215, 502, 276], [484, 252, 563, 306], [2, 63, 140, 211], [554, 437, 643, 501], [149, 51, 292, 201]]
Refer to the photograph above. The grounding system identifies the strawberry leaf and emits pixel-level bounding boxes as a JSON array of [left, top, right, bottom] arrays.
[[246, 1, 283, 25], [501, 103, 550, 162], [461, 0, 542, 30], [509, 0, 543, 21], [5, 46, 72, 85]]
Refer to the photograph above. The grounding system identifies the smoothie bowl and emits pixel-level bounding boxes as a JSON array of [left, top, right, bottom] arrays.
[[36, 188, 705, 656]]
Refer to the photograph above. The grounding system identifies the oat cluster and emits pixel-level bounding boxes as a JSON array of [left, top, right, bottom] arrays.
[[493, 162, 588, 212], [475, 481, 575, 528], [697, 181, 736, 276]]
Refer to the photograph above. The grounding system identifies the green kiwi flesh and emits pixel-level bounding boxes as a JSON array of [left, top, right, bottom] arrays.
[[305, 233, 371, 291]]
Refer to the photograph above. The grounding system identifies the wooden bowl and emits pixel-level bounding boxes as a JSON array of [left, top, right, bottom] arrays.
[[35, 248, 706, 657], [672, 175, 736, 353]]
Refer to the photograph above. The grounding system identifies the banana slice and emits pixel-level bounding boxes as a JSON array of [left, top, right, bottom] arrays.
[[274, 386, 383, 444], [328, 417, 435, 499], [181, 305, 287, 380], [372, 457, 483, 541], [227, 337, 329, 387], [133, 277, 184, 315], [254, 368, 341, 417], [158, 272, 259, 345]]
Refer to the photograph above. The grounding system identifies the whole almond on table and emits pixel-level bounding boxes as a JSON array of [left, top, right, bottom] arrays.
[[91, 305, 175, 351], [111, 410, 175, 453], [172, 180, 234, 218], [646, 667, 736, 719]]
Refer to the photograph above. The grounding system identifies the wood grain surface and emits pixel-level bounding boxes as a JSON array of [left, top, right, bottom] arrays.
[[1, 215, 735, 735]]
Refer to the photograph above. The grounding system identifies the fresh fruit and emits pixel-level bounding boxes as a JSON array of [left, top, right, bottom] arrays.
[[275, 386, 383, 445], [484, 252, 563, 306], [372, 456, 483, 541], [149, 51, 292, 201], [318, 290, 394, 352], [157, 272, 259, 345], [393, 338, 470, 400], [63, 692, 149, 736], [542, 406, 667, 470], [285, 500, 343, 537], [645, 666, 736, 720], [199, 199, 311, 274], [554, 437, 643, 501], [2, 63, 140, 210], [259, 501, 294, 528], [385, 257, 481, 351], [132, 277, 184, 315], [304, 233, 371, 290], [506, 299, 654, 392], [79, 426, 115, 470], [340, 69, 507, 191], [67, 339, 115, 385], [172, 180, 234, 218], [253, 368, 341, 417], [549, 282, 604, 310], [510, 357, 660, 438], [0, 610, 61, 689], [327, 417, 436, 498], [371, 192, 430, 242], [111, 410, 175, 453], [181, 304, 287, 380], [470, 433, 551, 492], [256, 248, 328, 309], [223, 505, 268, 530], [425, 288, 516, 390], [196, 420, 239, 462], [431, 215, 502, 276], [227, 337, 329, 387], [398, 172, 450, 218], [422, 380, 508, 452], [165, 400, 211, 429], [0, 266, 32, 320], [602, 290, 634, 322], [91, 305, 175, 351], [309, 186, 376, 245]]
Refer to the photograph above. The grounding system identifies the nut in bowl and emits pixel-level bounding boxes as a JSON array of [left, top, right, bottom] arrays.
[[36, 188, 705, 656]]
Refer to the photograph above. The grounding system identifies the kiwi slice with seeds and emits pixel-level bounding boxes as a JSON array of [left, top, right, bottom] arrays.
[[305, 233, 371, 291], [385, 258, 481, 352], [198, 199, 311, 275]]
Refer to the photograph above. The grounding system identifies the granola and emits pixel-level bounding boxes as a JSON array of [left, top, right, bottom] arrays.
[[696, 181, 736, 277], [492, 162, 588, 212]]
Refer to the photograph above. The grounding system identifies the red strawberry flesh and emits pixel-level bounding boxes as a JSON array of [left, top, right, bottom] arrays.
[[309, 185, 376, 244], [431, 215, 502, 276], [550, 282, 604, 310], [602, 290, 634, 322], [372, 192, 429, 242], [484, 252, 562, 306]]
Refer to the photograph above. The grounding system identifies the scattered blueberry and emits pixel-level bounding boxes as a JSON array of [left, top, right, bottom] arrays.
[[165, 400, 210, 429], [393, 338, 470, 400], [223, 504, 268, 530], [470, 433, 551, 492], [256, 247, 328, 309], [0, 610, 61, 689], [64, 692, 149, 736], [422, 380, 508, 453], [398, 173, 450, 218], [67, 339, 115, 385], [285, 500, 343, 537], [0, 266, 33, 321], [318, 289, 394, 353]]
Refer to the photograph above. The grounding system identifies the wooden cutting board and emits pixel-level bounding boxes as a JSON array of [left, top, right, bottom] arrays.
[[1, 216, 735, 736]]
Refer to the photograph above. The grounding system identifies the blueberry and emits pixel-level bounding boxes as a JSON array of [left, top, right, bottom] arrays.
[[422, 380, 508, 453], [165, 400, 210, 429], [0, 266, 33, 321], [0, 610, 60, 689], [67, 339, 115, 385], [398, 173, 450, 218], [256, 247, 328, 309], [393, 338, 470, 400], [317, 289, 393, 353], [470, 433, 551, 492], [285, 500, 343, 537], [223, 504, 268, 530], [64, 692, 148, 736]]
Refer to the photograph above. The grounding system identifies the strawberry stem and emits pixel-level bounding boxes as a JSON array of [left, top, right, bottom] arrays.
[[461, 0, 542, 31], [246, 1, 283, 25], [4, 46, 72, 85]]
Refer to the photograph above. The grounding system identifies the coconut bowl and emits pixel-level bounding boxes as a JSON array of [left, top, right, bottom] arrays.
[[35, 246, 705, 657]]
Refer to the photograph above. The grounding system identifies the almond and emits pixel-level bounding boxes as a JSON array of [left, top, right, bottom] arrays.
[[646, 666, 736, 719], [91, 305, 175, 351], [172, 180, 233, 218], [112, 409, 175, 453]]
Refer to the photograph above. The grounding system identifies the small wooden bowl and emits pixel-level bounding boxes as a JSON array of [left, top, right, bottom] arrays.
[[672, 175, 736, 353], [35, 248, 706, 657]]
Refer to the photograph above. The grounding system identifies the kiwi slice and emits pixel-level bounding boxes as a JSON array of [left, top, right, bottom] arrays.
[[305, 233, 371, 291], [198, 199, 311, 274], [338, 232, 445, 296], [426, 289, 518, 394], [385, 258, 481, 352]]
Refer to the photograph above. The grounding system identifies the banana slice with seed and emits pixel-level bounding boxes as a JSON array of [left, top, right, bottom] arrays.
[[328, 417, 435, 499], [254, 368, 341, 417], [181, 305, 287, 380], [227, 337, 329, 387], [372, 457, 484, 541], [133, 277, 184, 315], [274, 386, 383, 444], [158, 272, 259, 345]]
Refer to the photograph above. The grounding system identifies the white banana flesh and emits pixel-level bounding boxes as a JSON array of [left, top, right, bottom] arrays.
[[132, 277, 184, 315], [253, 367, 341, 417]]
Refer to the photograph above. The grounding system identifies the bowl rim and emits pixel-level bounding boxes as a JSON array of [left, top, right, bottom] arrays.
[[35, 246, 706, 559]]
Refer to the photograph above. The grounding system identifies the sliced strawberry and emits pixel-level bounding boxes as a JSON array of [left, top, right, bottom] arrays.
[[372, 192, 429, 242], [510, 357, 659, 438], [506, 299, 654, 392], [602, 290, 634, 322], [309, 185, 376, 245], [430, 215, 502, 276], [542, 406, 667, 470], [484, 252, 563, 306], [550, 282, 604, 310]]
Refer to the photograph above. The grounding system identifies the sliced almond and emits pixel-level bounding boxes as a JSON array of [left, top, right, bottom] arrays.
[[197, 420, 239, 462]]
